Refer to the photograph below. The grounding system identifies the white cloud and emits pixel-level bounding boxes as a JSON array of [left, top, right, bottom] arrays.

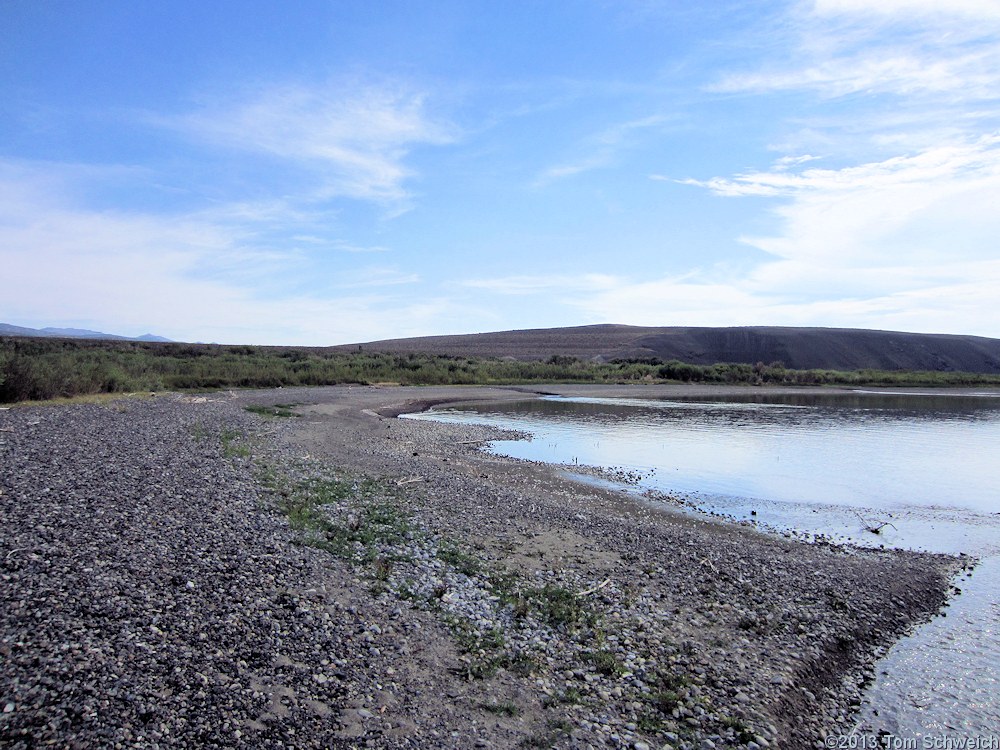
[[714, 0, 1000, 103], [164, 79, 454, 204], [717, 51, 1000, 100], [533, 114, 673, 186], [654, 1, 1000, 338], [485, 131, 1000, 337], [0, 161, 449, 345], [812, 0, 1000, 21], [461, 274, 620, 296], [502, 263, 1000, 339]]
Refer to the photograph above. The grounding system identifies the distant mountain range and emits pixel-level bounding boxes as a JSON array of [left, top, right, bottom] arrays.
[[343, 324, 1000, 374], [0, 323, 171, 343]]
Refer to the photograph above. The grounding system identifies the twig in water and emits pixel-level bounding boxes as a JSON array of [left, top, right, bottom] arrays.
[[854, 511, 897, 535]]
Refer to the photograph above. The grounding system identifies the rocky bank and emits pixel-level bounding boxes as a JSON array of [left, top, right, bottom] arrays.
[[0, 385, 962, 749]]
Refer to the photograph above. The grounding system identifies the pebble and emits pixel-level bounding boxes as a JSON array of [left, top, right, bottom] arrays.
[[0, 388, 959, 750]]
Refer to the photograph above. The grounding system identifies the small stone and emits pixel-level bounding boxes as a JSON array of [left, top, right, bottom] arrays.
[[634, 742, 651, 750], [3, 703, 14, 713]]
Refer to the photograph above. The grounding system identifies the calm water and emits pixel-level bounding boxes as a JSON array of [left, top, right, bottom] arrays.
[[403, 390, 1000, 736]]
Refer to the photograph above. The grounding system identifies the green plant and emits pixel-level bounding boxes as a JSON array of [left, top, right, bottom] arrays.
[[437, 543, 481, 576], [721, 716, 756, 744], [543, 688, 583, 707], [587, 649, 625, 676], [479, 701, 520, 717], [245, 404, 298, 418], [220, 428, 251, 458], [523, 584, 593, 631], [650, 689, 682, 713], [7, 335, 996, 404]]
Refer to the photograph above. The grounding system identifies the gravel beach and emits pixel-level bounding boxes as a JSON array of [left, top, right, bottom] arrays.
[[0, 385, 962, 749]]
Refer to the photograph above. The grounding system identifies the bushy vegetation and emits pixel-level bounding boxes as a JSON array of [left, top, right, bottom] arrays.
[[2, 335, 998, 403]]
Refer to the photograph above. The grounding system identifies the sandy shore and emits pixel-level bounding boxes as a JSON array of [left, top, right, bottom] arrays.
[[0, 384, 962, 749]]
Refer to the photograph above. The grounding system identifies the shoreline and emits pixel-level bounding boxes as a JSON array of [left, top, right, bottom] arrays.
[[1, 384, 964, 748], [275, 385, 963, 745]]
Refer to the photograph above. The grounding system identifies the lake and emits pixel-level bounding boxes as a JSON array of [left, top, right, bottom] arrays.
[[402, 389, 1000, 736]]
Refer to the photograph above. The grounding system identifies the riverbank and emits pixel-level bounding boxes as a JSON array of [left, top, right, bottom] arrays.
[[0, 384, 962, 748]]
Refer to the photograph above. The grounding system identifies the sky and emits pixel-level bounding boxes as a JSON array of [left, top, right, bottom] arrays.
[[3, 0, 1000, 345]]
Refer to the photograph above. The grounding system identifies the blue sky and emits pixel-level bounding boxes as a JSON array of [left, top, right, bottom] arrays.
[[3, 0, 1000, 345]]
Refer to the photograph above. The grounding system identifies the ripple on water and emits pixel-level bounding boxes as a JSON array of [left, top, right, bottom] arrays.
[[855, 556, 1000, 736]]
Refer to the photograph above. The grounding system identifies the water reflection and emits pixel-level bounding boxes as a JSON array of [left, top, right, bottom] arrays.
[[422, 394, 1000, 516]]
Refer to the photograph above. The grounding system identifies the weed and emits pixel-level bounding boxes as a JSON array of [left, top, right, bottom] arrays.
[[520, 719, 573, 749], [396, 579, 419, 602], [587, 649, 625, 677], [721, 716, 756, 744], [637, 711, 670, 733], [220, 428, 251, 458], [436, 543, 481, 576], [524, 584, 592, 631], [657, 671, 690, 691], [444, 615, 521, 681], [650, 689, 682, 713], [506, 652, 539, 677], [479, 701, 520, 717], [245, 404, 298, 418], [543, 688, 583, 707]]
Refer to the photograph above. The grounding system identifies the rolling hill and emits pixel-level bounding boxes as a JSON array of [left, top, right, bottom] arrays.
[[343, 324, 1000, 374]]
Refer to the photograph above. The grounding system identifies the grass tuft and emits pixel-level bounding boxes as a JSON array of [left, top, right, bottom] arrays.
[[245, 404, 299, 418]]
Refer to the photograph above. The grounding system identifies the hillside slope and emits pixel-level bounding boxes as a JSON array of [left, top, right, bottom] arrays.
[[345, 324, 1000, 373]]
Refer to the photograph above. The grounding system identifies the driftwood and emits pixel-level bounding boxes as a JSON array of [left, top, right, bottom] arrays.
[[395, 477, 426, 487], [576, 578, 611, 598], [854, 511, 898, 534]]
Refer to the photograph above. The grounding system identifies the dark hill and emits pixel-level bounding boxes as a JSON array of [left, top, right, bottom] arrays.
[[344, 324, 1000, 374]]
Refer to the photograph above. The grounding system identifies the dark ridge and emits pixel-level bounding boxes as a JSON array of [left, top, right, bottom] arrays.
[[339, 324, 1000, 374]]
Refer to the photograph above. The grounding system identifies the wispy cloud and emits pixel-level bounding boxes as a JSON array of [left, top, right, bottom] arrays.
[[333, 266, 420, 289], [641, 0, 1000, 336], [291, 236, 390, 254], [683, 135, 1000, 200], [0, 160, 444, 344], [461, 273, 620, 295], [714, 1, 1000, 102], [534, 114, 673, 186], [163, 79, 455, 205], [812, 0, 1000, 21]]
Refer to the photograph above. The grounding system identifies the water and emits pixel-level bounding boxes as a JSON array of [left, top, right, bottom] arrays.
[[403, 390, 1000, 736]]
